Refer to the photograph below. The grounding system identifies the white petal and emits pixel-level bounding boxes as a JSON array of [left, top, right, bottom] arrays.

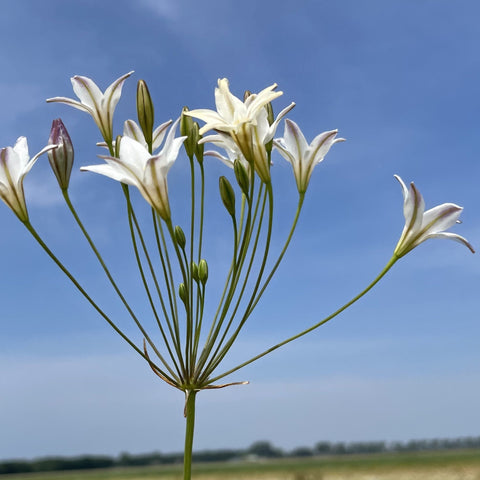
[[46, 96, 93, 115], [13, 137, 29, 167], [123, 120, 146, 144], [283, 119, 308, 161], [215, 78, 245, 121], [119, 136, 150, 174], [307, 130, 341, 166], [424, 232, 475, 253], [421, 203, 463, 235], [102, 71, 134, 115], [71, 75, 103, 109], [81, 161, 138, 186], [152, 120, 173, 151]]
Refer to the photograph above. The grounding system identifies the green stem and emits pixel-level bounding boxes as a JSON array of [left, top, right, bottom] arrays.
[[206, 255, 399, 385], [183, 390, 197, 480]]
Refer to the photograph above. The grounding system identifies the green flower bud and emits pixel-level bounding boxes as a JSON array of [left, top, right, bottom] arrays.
[[265, 102, 274, 126], [178, 282, 188, 304], [174, 225, 186, 249], [191, 261, 199, 282], [243, 90, 252, 101], [193, 123, 204, 164], [198, 259, 208, 284], [136, 80, 154, 147], [234, 159, 250, 196], [48, 118, 74, 190], [181, 107, 196, 158], [219, 176, 236, 217]]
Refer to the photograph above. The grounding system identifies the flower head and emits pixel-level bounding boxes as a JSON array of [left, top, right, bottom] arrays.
[[0, 137, 56, 221], [273, 119, 344, 193], [47, 72, 134, 144], [48, 118, 74, 190], [187, 78, 294, 182], [81, 119, 186, 221], [393, 175, 474, 257], [186, 78, 282, 136]]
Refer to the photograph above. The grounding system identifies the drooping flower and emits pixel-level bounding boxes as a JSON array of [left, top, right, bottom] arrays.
[[0, 137, 56, 221], [81, 119, 186, 221], [47, 72, 134, 144], [393, 175, 474, 257], [186, 78, 294, 182], [273, 119, 344, 193], [48, 118, 74, 190]]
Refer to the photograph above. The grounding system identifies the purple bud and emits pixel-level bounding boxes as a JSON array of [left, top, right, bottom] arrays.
[[48, 118, 74, 189]]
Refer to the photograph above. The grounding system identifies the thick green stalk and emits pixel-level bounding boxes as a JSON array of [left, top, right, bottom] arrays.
[[183, 390, 197, 480]]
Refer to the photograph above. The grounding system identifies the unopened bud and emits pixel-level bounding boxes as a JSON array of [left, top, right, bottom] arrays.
[[234, 159, 250, 196], [174, 225, 186, 249], [181, 108, 204, 162], [137, 80, 154, 148], [191, 261, 199, 282], [178, 283, 188, 304], [219, 176, 236, 217], [243, 90, 252, 101], [265, 102, 274, 125], [48, 118, 74, 190], [198, 259, 208, 284]]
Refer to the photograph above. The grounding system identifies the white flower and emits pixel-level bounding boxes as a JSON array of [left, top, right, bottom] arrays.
[[393, 175, 474, 257], [47, 72, 134, 143], [81, 119, 186, 221], [0, 137, 56, 221], [186, 78, 282, 136], [186, 78, 294, 182], [273, 119, 344, 193]]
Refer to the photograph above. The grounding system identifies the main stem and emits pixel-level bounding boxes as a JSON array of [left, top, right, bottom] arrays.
[[183, 390, 197, 480]]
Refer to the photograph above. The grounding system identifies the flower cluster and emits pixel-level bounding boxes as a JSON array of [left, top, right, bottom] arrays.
[[0, 71, 474, 480]]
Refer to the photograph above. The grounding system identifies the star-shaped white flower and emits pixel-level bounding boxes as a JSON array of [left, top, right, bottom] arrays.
[[273, 119, 344, 193], [393, 175, 474, 257], [81, 119, 186, 221], [186, 78, 294, 182], [0, 137, 56, 221], [47, 72, 134, 144], [186, 78, 282, 136]]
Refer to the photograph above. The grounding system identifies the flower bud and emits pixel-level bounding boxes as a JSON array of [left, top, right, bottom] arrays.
[[219, 176, 236, 217], [243, 90, 252, 101], [174, 225, 186, 249], [181, 107, 196, 158], [178, 282, 188, 304], [234, 159, 250, 196], [265, 102, 274, 126], [136, 80, 154, 148], [193, 123, 204, 164], [198, 259, 208, 284], [48, 118, 74, 190], [191, 261, 199, 282]]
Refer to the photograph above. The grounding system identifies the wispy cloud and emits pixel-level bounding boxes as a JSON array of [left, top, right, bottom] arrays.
[[137, 0, 179, 21]]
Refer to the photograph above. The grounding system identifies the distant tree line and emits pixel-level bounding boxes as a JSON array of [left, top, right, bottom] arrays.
[[1, 436, 480, 475]]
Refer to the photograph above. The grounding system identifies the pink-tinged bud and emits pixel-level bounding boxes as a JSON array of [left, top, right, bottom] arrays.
[[48, 118, 74, 189]]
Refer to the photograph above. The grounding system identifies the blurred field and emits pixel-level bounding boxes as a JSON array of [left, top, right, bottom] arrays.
[[2, 449, 480, 480]]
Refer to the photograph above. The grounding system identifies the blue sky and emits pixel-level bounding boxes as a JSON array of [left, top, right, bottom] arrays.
[[1, 0, 479, 460]]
